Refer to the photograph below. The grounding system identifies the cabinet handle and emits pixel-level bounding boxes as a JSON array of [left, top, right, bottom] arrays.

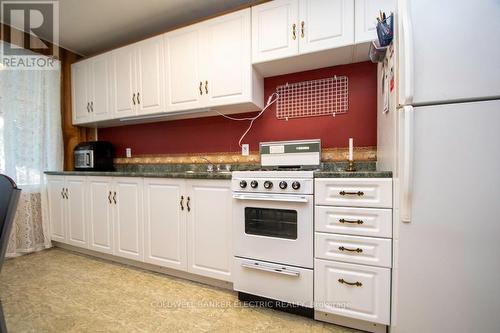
[[90, 101, 93, 112], [137, 92, 140, 104], [205, 81, 208, 94], [132, 93, 136, 105], [187, 196, 191, 212], [301, 21, 305, 38], [199, 81, 203, 95], [61, 189, 65, 199], [338, 278, 362, 287], [113, 191, 117, 204], [180, 195, 184, 211], [339, 190, 364, 196], [339, 218, 364, 225], [87, 102, 90, 113], [292, 23, 296, 40], [108, 191, 112, 204], [64, 188, 69, 199], [338, 246, 363, 253]]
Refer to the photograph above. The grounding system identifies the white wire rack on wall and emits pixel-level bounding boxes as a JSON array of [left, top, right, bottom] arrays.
[[275, 76, 348, 120]]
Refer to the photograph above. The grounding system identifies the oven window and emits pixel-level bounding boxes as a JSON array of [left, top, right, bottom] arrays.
[[245, 207, 298, 240]]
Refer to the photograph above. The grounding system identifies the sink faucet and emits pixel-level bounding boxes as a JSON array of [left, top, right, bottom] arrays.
[[199, 156, 219, 172]]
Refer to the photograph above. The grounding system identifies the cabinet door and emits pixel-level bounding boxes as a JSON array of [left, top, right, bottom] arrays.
[[164, 27, 204, 111], [135, 36, 165, 115], [112, 46, 136, 118], [355, 0, 394, 43], [252, 0, 299, 63], [203, 9, 251, 106], [113, 178, 143, 261], [71, 61, 91, 124], [143, 178, 187, 270], [89, 53, 112, 121], [66, 176, 87, 248], [46, 176, 66, 242], [314, 259, 390, 324], [87, 177, 114, 254], [186, 180, 232, 281], [299, 0, 354, 54]]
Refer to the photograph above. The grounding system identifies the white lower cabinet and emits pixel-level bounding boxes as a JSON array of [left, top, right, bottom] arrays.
[[315, 259, 391, 325], [66, 176, 88, 248], [112, 178, 144, 261], [46, 175, 232, 282], [87, 177, 114, 254], [186, 180, 232, 281], [143, 178, 187, 270]]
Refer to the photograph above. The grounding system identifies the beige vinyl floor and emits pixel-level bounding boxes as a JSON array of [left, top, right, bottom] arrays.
[[0, 248, 361, 333]]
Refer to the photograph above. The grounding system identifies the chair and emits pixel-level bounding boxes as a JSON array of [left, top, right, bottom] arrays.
[[0, 174, 21, 333]]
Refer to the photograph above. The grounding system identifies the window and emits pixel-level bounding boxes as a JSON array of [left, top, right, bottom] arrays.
[[0, 45, 62, 187]]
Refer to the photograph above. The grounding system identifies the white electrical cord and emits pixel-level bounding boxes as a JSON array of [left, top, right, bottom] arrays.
[[214, 92, 280, 147]]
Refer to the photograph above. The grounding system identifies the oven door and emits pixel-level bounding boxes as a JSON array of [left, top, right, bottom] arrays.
[[233, 192, 313, 268]]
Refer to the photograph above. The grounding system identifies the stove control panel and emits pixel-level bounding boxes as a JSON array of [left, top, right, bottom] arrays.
[[231, 172, 313, 195]]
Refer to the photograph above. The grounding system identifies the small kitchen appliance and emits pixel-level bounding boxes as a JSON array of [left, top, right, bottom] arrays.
[[232, 139, 320, 316], [73, 141, 114, 171]]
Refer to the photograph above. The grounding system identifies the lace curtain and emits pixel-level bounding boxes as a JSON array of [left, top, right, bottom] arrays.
[[0, 42, 63, 257]]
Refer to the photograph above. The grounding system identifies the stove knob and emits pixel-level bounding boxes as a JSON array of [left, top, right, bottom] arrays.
[[264, 181, 273, 189], [239, 180, 247, 188], [292, 181, 301, 190], [250, 180, 258, 188], [279, 181, 288, 189]]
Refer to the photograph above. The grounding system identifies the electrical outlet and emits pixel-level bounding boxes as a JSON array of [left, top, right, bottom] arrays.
[[126, 148, 132, 158], [241, 144, 249, 156]]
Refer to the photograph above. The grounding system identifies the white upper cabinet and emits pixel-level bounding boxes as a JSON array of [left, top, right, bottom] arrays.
[[252, 0, 354, 64], [354, 0, 395, 43], [252, 0, 299, 63], [203, 8, 252, 107], [111, 35, 166, 119], [164, 26, 203, 111], [89, 54, 112, 121], [299, 0, 354, 54], [135, 36, 166, 115], [71, 61, 91, 124], [112, 45, 136, 118], [165, 8, 262, 114]]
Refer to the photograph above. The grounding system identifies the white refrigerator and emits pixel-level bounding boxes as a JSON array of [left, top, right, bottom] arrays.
[[377, 1, 500, 332]]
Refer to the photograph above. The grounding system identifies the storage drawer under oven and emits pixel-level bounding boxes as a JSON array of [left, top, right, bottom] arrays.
[[233, 257, 313, 307], [315, 233, 392, 268], [315, 178, 392, 208]]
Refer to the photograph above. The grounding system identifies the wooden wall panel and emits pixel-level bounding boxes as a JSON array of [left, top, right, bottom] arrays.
[[1, 23, 94, 170]]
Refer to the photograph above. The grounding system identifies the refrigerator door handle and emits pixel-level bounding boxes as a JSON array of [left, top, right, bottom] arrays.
[[398, 0, 414, 105], [402, 105, 414, 223]]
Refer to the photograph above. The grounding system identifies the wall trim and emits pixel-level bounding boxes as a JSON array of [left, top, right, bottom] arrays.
[[114, 146, 377, 165]]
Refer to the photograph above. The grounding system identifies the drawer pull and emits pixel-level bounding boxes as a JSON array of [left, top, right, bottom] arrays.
[[339, 190, 364, 196], [339, 218, 364, 224], [339, 246, 363, 253], [338, 278, 362, 287]]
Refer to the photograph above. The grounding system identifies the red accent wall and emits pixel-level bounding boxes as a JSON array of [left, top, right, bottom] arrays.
[[99, 61, 377, 157]]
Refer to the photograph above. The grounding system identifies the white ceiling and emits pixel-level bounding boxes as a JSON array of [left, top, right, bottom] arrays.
[[5, 0, 260, 56]]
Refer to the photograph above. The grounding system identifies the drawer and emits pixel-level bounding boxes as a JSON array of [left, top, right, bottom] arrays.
[[233, 257, 313, 307], [315, 233, 392, 268], [315, 178, 392, 208], [315, 206, 392, 238], [314, 259, 390, 325]]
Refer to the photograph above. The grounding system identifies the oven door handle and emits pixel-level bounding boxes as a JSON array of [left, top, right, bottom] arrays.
[[232, 193, 309, 203], [241, 262, 300, 277]]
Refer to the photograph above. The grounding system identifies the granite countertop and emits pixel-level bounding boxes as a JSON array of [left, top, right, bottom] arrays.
[[44, 162, 392, 179]]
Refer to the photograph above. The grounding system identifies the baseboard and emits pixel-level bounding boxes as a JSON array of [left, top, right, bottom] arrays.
[[52, 242, 233, 291], [315, 311, 387, 333]]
